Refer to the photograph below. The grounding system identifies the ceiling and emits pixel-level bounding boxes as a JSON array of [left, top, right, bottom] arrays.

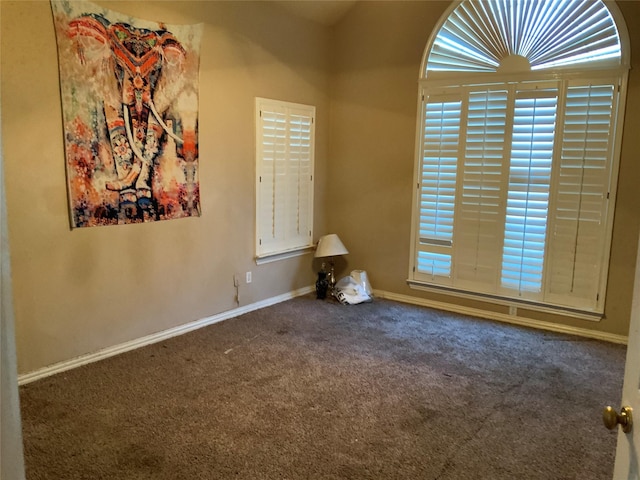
[[274, 1, 358, 26]]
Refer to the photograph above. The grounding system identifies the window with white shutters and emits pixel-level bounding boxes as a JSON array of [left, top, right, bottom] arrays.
[[256, 98, 315, 259], [409, 0, 628, 316]]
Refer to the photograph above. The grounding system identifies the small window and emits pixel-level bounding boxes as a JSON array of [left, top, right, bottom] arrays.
[[255, 98, 315, 260]]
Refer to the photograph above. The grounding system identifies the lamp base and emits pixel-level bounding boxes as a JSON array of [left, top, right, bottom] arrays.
[[315, 270, 329, 299], [328, 260, 337, 293]]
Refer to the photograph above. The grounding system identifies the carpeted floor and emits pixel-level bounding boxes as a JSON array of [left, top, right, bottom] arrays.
[[19, 295, 626, 479]]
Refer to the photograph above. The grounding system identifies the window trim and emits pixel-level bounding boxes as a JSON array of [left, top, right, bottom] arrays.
[[255, 246, 314, 265], [406, 280, 603, 322]]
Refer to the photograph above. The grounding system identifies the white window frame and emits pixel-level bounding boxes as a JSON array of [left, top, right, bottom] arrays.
[[408, 0, 630, 319], [255, 98, 315, 263]]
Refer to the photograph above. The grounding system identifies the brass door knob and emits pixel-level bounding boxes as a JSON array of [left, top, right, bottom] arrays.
[[603, 406, 633, 433]]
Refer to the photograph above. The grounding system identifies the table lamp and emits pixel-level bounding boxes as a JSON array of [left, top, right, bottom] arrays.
[[314, 234, 349, 290]]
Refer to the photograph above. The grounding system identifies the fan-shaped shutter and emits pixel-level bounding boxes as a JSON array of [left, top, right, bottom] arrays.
[[427, 0, 621, 74]]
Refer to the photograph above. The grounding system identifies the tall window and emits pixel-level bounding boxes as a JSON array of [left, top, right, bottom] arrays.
[[409, 0, 629, 315], [256, 98, 315, 261]]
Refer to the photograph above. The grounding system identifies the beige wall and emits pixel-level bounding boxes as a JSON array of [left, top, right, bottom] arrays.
[[2, 0, 640, 376], [0, 1, 331, 374], [328, 1, 640, 337]]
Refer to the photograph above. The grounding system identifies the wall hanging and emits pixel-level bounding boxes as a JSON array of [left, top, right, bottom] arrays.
[[51, 0, 203, 227]]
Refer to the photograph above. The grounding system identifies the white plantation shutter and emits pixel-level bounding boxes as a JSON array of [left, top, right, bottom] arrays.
[[500, 89, 557, 297], [415, 95, 461, 279], [256, 98, 314, 257], [258, 107, 287, 252], [455, 88, 508, 292], [412, 78, 620, 313], [545, 82, 617, 310], [286, 110, 313, 247]]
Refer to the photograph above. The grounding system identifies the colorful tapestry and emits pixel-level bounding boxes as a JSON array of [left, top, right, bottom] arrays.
[[51, 1, 203, 227]]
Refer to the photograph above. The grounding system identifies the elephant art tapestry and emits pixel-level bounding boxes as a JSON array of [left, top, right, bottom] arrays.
[[51, 1, 203, 227]]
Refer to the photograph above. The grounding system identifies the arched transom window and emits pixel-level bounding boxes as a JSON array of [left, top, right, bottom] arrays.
[[409, 0, 629, 317], [427, 0, 622, 73]]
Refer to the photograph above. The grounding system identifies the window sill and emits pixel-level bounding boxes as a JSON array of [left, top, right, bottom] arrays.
[[407, 279, 603, 322], [255, 246, 314, 265]]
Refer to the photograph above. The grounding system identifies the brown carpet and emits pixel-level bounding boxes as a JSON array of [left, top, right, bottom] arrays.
[[19, 295, 625, 479]]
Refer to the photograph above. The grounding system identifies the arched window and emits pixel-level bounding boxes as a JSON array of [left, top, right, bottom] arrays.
[[409, 0, 630, 317]]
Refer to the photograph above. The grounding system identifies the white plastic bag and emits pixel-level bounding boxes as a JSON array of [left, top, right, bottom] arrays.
[[350, 270, 372, 296], [334, 275, 372, 305]]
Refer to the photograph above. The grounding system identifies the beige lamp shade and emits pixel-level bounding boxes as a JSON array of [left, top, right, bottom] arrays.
[[314, 234, 349, 258]]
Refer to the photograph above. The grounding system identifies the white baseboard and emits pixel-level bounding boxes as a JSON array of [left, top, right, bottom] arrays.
[[19, 285, 625, 386], [373, 289, 628, 345], [18, 285, 315, 385]]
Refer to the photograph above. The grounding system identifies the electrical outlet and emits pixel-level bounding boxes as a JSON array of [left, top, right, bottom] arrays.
[[246, 271, 252, 284]]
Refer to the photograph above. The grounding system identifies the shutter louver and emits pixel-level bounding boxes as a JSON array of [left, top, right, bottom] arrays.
[[416, 96, 461, 278], [455, 88, 508, 291], [501, 89, 557, 296], [287, 111, 313, 247], [259, 109, 287, 252], [546, 83, 615, 309]]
